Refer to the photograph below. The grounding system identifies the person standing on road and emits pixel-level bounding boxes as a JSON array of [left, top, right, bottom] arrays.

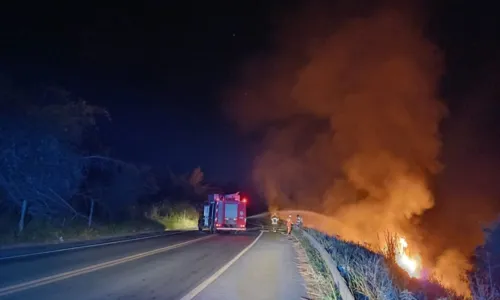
[[286, 214, 293, 235], [271, 214, 279, 232], [296, 214, 303, 228]]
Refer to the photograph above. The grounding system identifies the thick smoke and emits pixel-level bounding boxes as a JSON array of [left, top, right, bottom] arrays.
[[225, 4, 490, 296], [289, 9, 445, 247], [230, 8, 444, 236]]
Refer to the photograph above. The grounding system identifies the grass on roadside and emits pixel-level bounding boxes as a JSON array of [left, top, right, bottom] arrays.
[[305, 228, 419, 300], [146, 202, 198, 230], [293, 229, 340, 300], [0, 201, 199, 247], [0, 216, 164, 247]]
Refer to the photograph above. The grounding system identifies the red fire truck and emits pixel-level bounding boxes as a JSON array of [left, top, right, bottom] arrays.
[[198, 192, 247, 233]]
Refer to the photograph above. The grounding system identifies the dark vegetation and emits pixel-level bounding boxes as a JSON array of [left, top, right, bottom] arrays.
[[0, 85, 210, 246], [471, 220, 500, 300], [305, 226, 500, 300]]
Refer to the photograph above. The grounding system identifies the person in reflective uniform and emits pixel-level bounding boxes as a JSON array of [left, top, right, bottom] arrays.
[[286, 214, 293, 235], [296, 214, 303, 228], [271, 214, 279, 232]]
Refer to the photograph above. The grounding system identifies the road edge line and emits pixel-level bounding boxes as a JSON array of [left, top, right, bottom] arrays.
[[179, 230, 264, 300], [0, 234, 214, 297], [0, 231, 190, 261]]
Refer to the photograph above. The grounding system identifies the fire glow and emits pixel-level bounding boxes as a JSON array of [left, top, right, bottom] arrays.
[[395, 237, 422, 278]]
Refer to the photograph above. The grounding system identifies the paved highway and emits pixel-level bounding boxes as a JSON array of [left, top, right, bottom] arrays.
[[0, 230, 307, 300], [193, 232, 306, 300]]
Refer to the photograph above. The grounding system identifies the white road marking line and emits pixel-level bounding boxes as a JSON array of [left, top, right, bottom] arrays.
[[180, 231, 264, 300], [0, 231, 191, 261], [0, 235, 214, 297]]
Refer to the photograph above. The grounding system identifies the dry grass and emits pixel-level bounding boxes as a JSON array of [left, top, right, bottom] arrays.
[[380, 232, 419, 290], [470, 253, 500, 300], [145, 202, 198, 230], [306, 229, 418, 300], [293, 230, 340, 299], [0, 217, 163, 246], [302, 228, 500, 300], [470, 273, 499, 300]]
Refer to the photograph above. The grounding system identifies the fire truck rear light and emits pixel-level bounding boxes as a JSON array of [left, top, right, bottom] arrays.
[[242, 198, 247, 203], [239, 225, 245, 227], [216, 224, 221, 227]]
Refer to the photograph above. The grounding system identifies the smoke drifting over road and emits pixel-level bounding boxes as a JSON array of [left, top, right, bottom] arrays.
[[225, 3, 497, 296]]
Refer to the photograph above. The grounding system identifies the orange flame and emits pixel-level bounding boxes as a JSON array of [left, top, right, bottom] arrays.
[[395, 237, 422, 278]]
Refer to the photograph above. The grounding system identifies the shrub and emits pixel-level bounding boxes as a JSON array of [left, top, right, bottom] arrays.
[[146, 201, 198, 230], [0, 214, 163, 246]]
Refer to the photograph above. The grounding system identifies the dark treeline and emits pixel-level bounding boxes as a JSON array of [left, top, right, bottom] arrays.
[[0, 83, 212, 243]]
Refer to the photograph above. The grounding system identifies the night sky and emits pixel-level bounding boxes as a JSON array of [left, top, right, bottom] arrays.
[[0, 0, 499, 190]]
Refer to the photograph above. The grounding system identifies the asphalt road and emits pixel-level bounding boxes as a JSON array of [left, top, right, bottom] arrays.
[[0, 230, 178, 260], [193, 232, 307, 300], [0, 230, 307, 300]]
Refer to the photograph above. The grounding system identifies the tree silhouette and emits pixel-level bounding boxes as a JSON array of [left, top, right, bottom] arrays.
[[0, 99, 108, 232]]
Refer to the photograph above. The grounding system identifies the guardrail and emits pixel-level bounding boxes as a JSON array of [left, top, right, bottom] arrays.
[[300, 229, 355, 300]]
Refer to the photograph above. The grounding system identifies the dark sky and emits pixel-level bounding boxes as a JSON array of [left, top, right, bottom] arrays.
[[0, 0, 499, 188], [0, 1, 286, 185]]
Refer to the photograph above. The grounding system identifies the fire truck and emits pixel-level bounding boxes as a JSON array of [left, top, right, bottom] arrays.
[[198, 192, 247, 233]]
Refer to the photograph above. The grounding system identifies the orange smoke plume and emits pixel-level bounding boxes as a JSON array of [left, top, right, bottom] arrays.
[[224, 3, 490, 297]]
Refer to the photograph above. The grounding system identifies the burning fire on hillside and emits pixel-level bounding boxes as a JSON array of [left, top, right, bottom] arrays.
[[275, 209, 425, 279], [391, 237, 422, 279], [225, 3, 495, 297]]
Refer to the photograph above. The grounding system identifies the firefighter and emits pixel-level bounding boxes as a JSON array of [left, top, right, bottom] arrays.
[[271, 214, 279, 232], [296, 214, 303, 228], [286, 214, 293, 235]]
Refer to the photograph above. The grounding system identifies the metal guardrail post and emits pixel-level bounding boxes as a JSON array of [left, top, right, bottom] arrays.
[[300, 229, 355, 300]]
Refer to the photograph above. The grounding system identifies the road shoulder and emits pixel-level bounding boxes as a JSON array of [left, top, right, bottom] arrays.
[[192, 231, 308, 300]]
